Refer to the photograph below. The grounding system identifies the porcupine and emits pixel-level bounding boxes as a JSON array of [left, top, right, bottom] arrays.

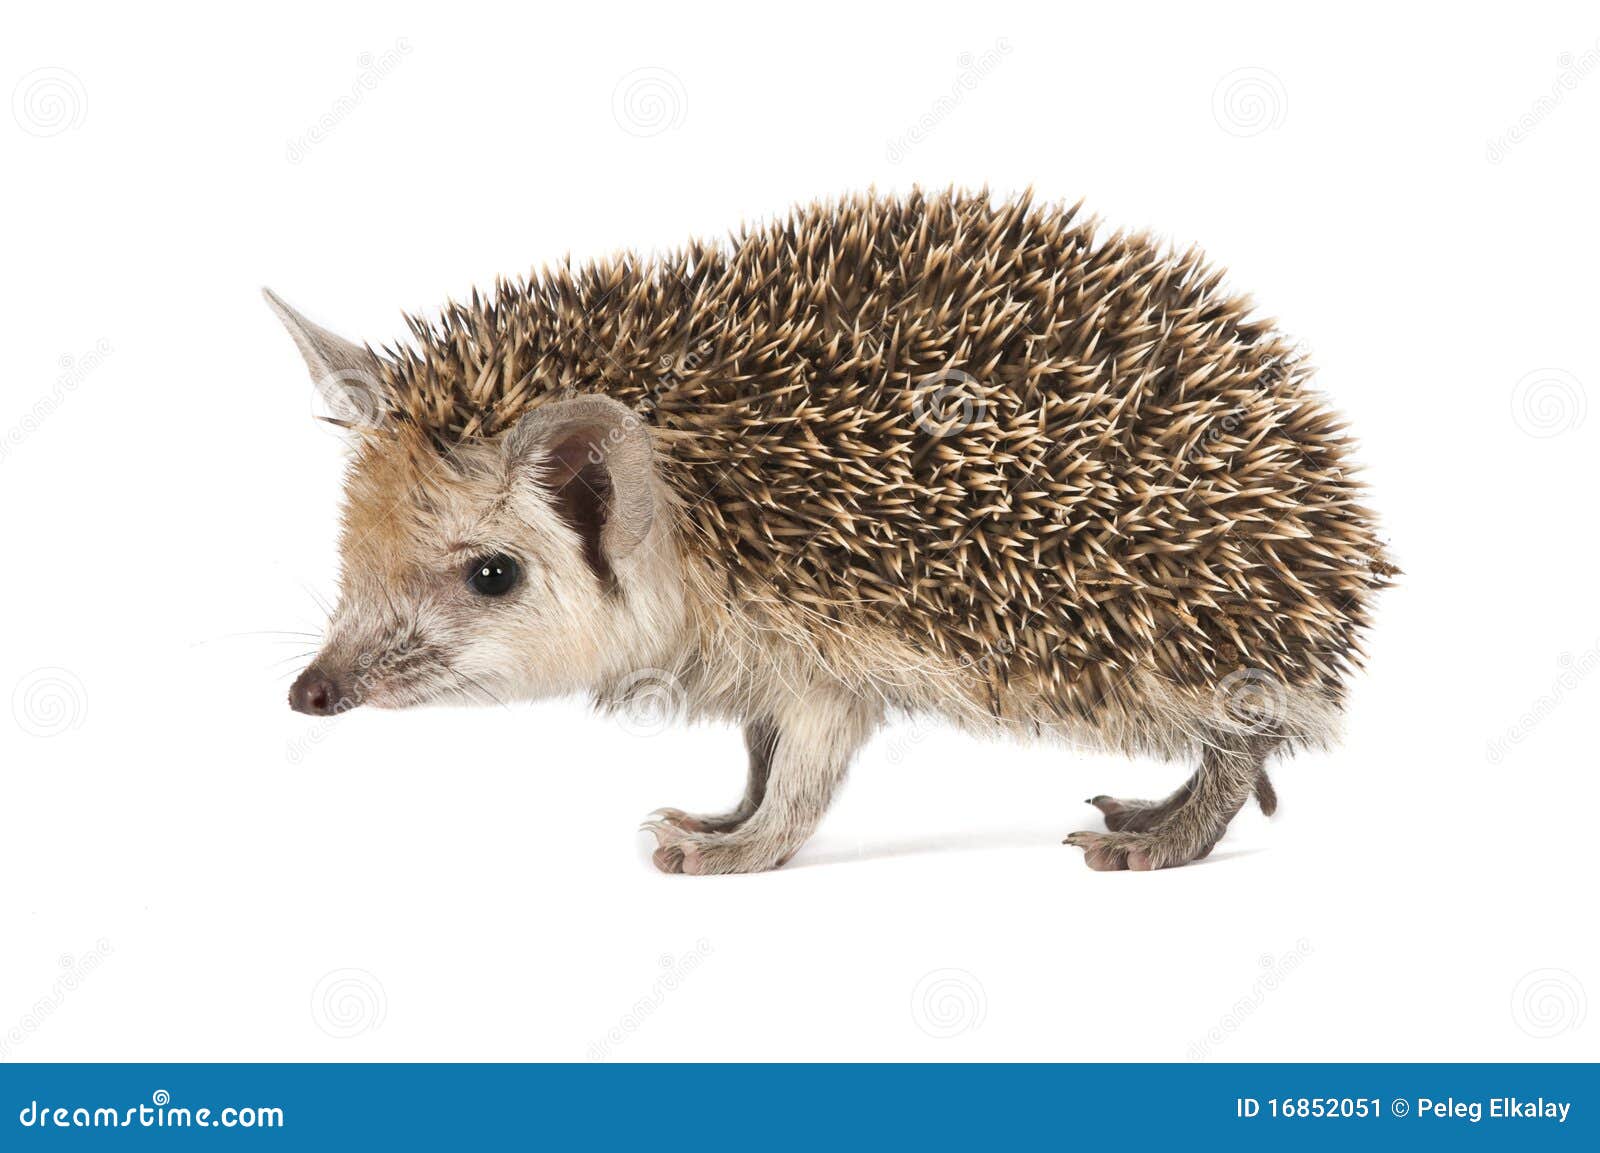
[[269, 187, 1393, 873]]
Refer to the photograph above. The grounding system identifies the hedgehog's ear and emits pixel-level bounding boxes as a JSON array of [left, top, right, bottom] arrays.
[[505, 396, 658, 584], [262, 287, 386, 428]]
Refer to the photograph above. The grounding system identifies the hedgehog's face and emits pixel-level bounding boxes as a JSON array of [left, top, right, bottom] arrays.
[[289, 400, 681, 714], [265, 303, 681, 719]]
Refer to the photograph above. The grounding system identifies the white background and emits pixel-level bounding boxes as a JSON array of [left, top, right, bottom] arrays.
[[3, 1, 1596, 1063]]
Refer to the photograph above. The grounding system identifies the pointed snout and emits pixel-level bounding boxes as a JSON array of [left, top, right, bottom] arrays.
[[288, 665, 355, 716]]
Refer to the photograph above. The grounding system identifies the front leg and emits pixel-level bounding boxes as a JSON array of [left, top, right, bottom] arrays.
[[645, 690, 878, 875], [650, 718, 776, 834]]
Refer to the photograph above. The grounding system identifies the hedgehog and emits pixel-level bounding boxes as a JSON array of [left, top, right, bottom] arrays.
[[268, 187, 1392, 874]]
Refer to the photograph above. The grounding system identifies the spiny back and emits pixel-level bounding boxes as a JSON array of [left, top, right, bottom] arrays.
[[375, 188, 1389, 709]]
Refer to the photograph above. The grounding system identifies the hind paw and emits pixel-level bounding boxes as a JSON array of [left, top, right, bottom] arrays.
[[1064, 829, 1215, 871]]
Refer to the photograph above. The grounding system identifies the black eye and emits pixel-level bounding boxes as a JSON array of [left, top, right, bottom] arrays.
[[468, 554, 520, 597]]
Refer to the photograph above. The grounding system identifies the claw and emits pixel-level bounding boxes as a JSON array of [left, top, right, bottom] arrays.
[[1084, 794, 1165, 833], [641, 817, 685, 844], [642, 817, 701, 874], [646, 807, 710, 832]]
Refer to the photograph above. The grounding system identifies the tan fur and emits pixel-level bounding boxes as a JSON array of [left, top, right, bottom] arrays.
[[271, 187, 1392, 873]]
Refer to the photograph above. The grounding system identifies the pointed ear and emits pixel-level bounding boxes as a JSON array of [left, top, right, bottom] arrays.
[[505, 396, 658, 586], [262, 287, 386, 428]]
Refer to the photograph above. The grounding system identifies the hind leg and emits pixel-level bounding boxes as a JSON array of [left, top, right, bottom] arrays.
[[650, 719, 777, 834], [1066, 736, 1277, 870], [1088, 765, 1277, 832]]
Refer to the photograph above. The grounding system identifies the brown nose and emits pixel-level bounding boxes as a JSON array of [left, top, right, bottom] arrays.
[[289, 667, 346, 716]]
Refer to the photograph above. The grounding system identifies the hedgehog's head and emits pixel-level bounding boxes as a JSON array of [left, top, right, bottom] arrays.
[[266, 290, 685, 715]]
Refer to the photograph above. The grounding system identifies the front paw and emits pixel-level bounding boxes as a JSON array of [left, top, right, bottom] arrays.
[[640, 815, 791, 875]]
